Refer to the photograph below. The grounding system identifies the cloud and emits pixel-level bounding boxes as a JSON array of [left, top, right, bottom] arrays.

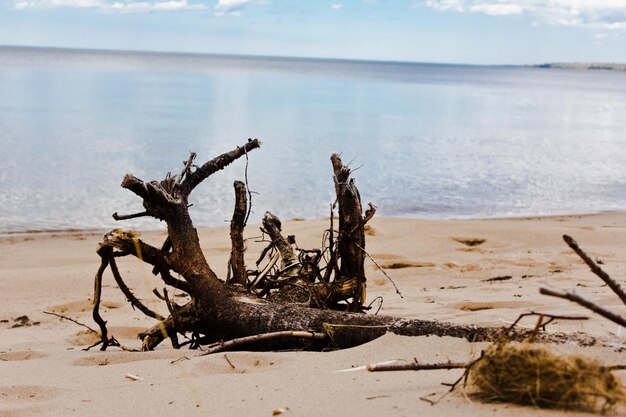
[[11, 0, 103, 8], [109, 0, 204, 13], [331, 3, 342, 9], [468, 3, 523, 16], [425, 0, 463, 12], [214, 0, 251, 16], [423, 0, 626, 30], [10, 0, 206, 11]]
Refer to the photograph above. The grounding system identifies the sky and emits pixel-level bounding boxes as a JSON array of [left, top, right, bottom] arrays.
[[1, 0, 626, 65]]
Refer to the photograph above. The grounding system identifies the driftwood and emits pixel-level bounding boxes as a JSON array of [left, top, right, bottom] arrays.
[[91, 140, 603, 352], [540, 235, 626, 328]]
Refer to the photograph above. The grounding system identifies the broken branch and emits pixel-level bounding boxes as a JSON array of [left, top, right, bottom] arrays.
[[563, 234, 626, 307], [539, 287, 626, 328]]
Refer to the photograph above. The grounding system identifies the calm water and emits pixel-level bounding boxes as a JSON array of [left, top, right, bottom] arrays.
[[1, 46, 626, 233]]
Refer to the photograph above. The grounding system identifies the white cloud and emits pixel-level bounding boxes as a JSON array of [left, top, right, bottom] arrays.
[[109, 0, 203, 13], [423, 0, 626, 30], [426, 0, 463, 12], [214, 0, 250, 16], [11, 0, 103, 8], [10, 0, 206, 11], [468, 3, 523, 16], [331, 3, 343, 9]]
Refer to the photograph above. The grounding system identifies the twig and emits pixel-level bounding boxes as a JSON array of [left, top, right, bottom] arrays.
[[540, 287, 626, 328], [112, 211, 149, 221], [506, 311, 588, 334], [563, 235, 626, 307], [354, 242, 403, 298], [223, 354, 236, 369], [242, 142, 253, 227], [43, 311, 97, 333], [366, 295, 384, 315], [199, 331, 327, 356]]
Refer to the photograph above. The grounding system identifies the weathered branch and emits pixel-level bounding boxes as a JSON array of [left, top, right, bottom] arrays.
[[112, 211, 149, 221], [563, 234, 626, 306], [179, 138, 261, 197], [92, 256, 110, 350], [367, 360, 467, 372], [227, 181, 248, 286], [199, 331, 327, 356], [108, 256, 165, 321], [331, 153, 366, 309], [540, 287, 626, 328]]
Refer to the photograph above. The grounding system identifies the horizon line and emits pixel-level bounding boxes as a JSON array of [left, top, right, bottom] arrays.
[[0, 43, 544, 68]]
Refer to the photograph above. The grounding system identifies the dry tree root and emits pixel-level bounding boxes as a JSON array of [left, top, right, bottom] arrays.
[[90, 141, 609, 353]]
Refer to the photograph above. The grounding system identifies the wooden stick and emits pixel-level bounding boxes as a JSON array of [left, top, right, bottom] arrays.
[[199, 331, 327, 356], [540, 287, 626, 327], [563, 234, 626, 307], [368, 360, 467, 372]]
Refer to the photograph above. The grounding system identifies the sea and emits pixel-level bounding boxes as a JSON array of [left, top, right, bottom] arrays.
[[1, 46, 626, 233]]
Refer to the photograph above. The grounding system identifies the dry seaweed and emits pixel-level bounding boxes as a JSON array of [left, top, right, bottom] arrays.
[[468, 341, 625, 412]]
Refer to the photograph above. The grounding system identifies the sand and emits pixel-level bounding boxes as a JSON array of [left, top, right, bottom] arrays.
[[1, 213, 625, 417]]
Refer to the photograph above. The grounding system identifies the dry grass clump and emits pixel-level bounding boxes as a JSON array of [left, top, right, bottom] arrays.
[[468, 342, 625, 412]]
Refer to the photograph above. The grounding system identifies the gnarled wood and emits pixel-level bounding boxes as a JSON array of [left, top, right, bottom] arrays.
[[92, 141, 604, 353]]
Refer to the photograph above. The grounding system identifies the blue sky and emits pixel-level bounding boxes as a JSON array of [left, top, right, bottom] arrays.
[[1, 0, 626, 64]]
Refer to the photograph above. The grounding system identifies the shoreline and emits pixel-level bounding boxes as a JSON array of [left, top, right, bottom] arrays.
[[2, 209, 624, 238]]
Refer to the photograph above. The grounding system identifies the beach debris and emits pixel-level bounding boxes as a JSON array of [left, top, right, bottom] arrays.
[[125, 373, 143, 381], [468, 341, 624, 412], [272, 407, 289, 416], [540, 235, 626, 328], [336, 360, 401, 373], [360, 313, 624, 413], [87, 140, 606, 356]]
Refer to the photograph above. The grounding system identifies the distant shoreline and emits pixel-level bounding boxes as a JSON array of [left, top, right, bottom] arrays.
[[534, 63, 626, 72]]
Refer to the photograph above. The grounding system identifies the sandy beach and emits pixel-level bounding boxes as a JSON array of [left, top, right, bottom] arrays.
[[1, 213, 625, 417]]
